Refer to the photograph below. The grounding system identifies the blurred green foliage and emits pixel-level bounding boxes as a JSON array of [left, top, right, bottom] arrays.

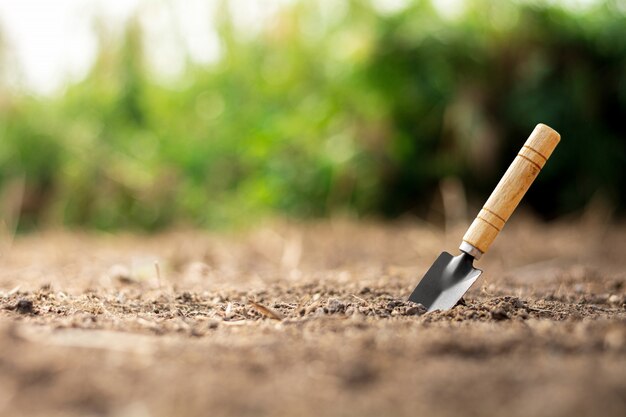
[[1, 0, 625, 230]]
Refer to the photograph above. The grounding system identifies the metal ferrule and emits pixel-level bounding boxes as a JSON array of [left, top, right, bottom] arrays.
[[459, 241, 483, 260]]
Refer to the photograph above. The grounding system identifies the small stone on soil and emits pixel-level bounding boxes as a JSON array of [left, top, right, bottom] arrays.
[[16, 299, 35, 314], [326, 298, 346, 314], [490, 307, 509, 321], [405, 304, 427, 316], [177, 292, 194, 303], [510, 297, 526, 309]]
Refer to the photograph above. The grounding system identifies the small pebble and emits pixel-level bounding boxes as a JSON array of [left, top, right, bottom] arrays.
[[326, 298, 346, 314], [464, 310, 477, 319], [491, 308, 509, 321], [16, 299, 34, 314], [608, 294, 620, 305], [511, 297, 525, 309], [386, 300, 403, 309], [405, 305, 427, 316]]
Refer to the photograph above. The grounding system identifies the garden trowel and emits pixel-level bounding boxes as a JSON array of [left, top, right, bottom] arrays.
[[408, 123, 560, 311]]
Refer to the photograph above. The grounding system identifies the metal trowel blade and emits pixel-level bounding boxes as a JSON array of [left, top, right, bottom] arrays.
[[408, 252, 482, 312]]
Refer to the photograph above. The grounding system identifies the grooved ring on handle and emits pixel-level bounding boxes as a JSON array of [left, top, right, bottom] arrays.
[[478, 207, 506, 230], [518, 146, 548, 169]]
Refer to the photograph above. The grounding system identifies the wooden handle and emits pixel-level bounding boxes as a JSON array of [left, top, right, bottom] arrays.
[[461, 123, 560, 258]]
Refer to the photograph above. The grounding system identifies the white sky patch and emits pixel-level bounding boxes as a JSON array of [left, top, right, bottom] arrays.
[[138, 2, 187, 82], [227, 0, 296, 37], [370, 0, 411, 15], [0, 0, 609, 95], [0, 0, 292, 94], [139, 0, 225, 81], [172, 0, 221, 65], [432, 0, 467, 20], [0, 0, 99, 94]]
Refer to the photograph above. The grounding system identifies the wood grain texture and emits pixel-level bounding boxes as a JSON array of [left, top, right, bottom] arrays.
[[462, 123, 560, 255]]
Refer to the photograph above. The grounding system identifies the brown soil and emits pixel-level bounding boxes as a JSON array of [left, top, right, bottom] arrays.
[[1, 219, 625, 417]]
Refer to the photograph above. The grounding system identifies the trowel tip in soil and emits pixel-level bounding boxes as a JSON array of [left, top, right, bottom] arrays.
[[408, 252, 482, 312]]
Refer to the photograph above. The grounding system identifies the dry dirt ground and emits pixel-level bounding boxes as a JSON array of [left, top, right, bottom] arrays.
[[1, 218, 625, 417]]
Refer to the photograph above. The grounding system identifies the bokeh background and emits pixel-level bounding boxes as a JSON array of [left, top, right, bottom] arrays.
[[1, 0, 625, 232]]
